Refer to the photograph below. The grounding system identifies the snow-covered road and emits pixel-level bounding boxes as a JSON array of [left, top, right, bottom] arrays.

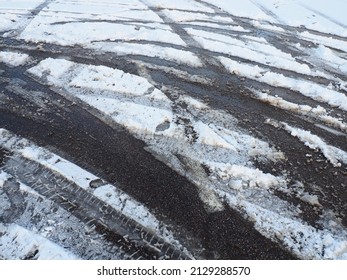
[[0, 0, 346, 260]]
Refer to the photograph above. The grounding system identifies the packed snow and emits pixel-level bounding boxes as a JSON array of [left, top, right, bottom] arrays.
[[282, 123, 347, 167], [0, 223, 78, 260], [0, 0, 45, 32], [253, 90, 347, 133], [0, 51, 30, 67], [220, 57, 347, 111], [204, 0, 347, 37], [186, 27, 318, 75]]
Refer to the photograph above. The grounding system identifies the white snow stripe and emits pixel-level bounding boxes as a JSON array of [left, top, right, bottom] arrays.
[[253, 91, 347, 133], [282, 123, 347, 167], [220, 57, 347, 111]]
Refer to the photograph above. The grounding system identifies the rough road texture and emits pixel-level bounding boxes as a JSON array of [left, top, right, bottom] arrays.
[[1, 0, 346, 260]]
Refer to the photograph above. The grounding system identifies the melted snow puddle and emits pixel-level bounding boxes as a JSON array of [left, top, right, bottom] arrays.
[[26, 57, 347, 259]]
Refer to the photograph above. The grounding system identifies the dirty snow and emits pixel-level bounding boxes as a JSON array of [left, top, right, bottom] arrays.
[[220, 192, 347, 260], [220, 57, 347, 111], [186, 28, 319, 76], [1, 0, 347, 260], [25, 57, 347, 259], [98, 42, 203, 67], [0, 223, 77, 260], [282, 122, 347, 167], [0, 51, 30, 67], [0, 128, 183, 247], [253, 90, 347, 133], [0, 171, 9, 188]]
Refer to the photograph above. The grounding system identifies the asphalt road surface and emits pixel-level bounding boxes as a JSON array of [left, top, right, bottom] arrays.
[[0, 0, 346, 260]]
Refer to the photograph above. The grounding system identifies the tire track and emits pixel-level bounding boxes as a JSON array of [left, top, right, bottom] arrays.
[[0, 67, 296, 260], [300, 4, 347, 29], [139, 0, 224, 69], [1, 155, 191, 260], [7, 0, 55, 37]]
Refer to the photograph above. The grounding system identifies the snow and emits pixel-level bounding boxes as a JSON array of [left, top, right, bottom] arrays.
[[2, 0, 346, 260], [253, 91, 347, 133], [186, 28, 317, 76], [205, 0, 272, 21], [220, 57, 347, 111], [221, 193, 347, 260], [0, 171, 10, 188], [28, 58, 284, 162], [162, 9, 235, 24], [299, 31, 347, 53], [98, 42, 203, 67], [21, 20, 186, 46], [28, 55, 346, 258], [0, 128, 185, 247], [251, 20, 285, 32], [204, 0, 347, 37], [94, 185, 159, 231], [313, 45, 347, 74], [194, 121, 236, 151], [208, 162, 285, 189], [0, 51, 30, 67], [0, 0, 45, 32], [70, 65, 154, 96], [0, 223, 77, 260], [143, 0, 214, 12], [45, 0, 160, 21], [282, 123, 347, 167], [28, 58, 74, 83], [79, 95, 173, 135]]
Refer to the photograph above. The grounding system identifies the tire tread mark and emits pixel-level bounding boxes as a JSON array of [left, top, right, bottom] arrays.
[[2, 155, 191, 260]]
